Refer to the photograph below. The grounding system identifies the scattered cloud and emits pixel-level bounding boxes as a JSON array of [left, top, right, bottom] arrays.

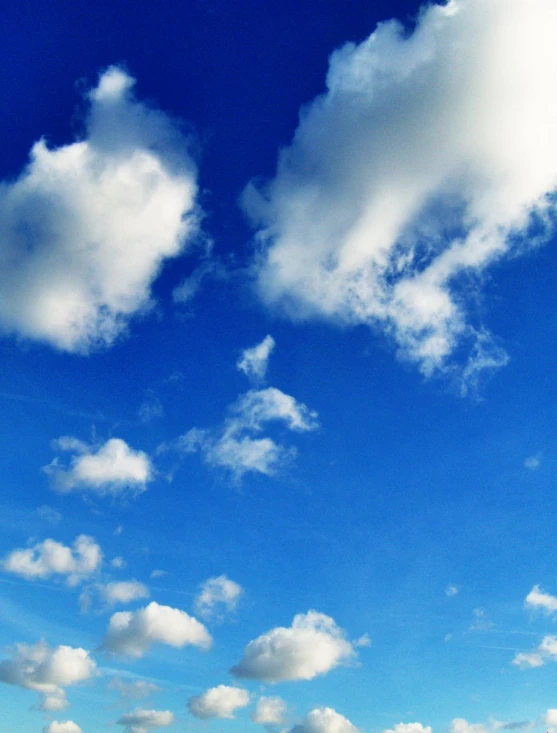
[[237, 335, 276, 381], [545, 711, 557, 727], [137, 392, 164, 424], [491, 719, 532, 731], [290, 707, 358, 733], [251, 696, 288, 725], [116, 707, 175, 733], [513, 635, 557, 669], [37, 505, 63, 524], [525, 585, 557, 614], [44, 436, 152, 497], [445, 585, 459, 597], [188, 684, 250, 719], [43, 723, 84, 733], [450, 720, 489, 733], [469, 607, 493, 631], [231, 610, 359, 682], [97, 580, 150, 607], [524, 454, 541, 470], [0, 65, 199, 353], [111, 556, 127, 569], [384, 724, 431, 733], [246, 0, 557, 382], [2, 534, 102, 585], [108, 677, 160, 700], [101, 601, 212, 658], [194, 575, 243, 620], [150, 569, 167, 579]]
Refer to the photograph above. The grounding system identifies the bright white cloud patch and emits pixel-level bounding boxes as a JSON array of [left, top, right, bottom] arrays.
[[290, 707, 359, 733], [43, 722, 84, 733], [246, 0, 557, 382], [2, 534, 101, 585], [513, 635, 557, 669], [101, 601, 212, 658], [237, 335, 276, 381], [251, 696, 288, 725], [525, 585, 557, 614], [231, 610, 358, 682], [188, 684, 250, 719], [116, 707, 175, 733], [0, 640, 96, 711], [384, 724, 432, 733], [195, 575, 243, 620], [44, 436, 152, 496], [450, 720, 489, 733], [100, 580, 150, 606], [0, 65, 198, 353], [545, 711, 557, 727]]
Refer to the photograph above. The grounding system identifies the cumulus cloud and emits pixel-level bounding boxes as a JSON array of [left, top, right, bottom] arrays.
[[525, 585, 557, 614], [100, 580, 150, 606], [231, 610, 358, 682], [0, 65, 198, 353], [237, 335, 276, 381], [384, 724, 431, 733], [545, 711, 557, 727], [0, 640, 96, 711], [246, 0, 557, 383], [44, 436, 152, 496], [513, 635, 557, 669], [117, 708, 175, 733], [194, 575, 243, 620], [188, 684, 250, 719], [101, 601, 212, 658], [251, 696, 288, 725], [43, 722, 84, 733], [290, 707, 358, 733], [2, 534, 101, 585], [450, 720, 489, 733]]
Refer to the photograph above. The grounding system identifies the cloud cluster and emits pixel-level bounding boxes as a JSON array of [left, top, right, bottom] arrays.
[[2, 534, 101, 585], [525, 585, 557, 614], [116, 708, 175, 733], [246, 0, 557, 381], [188, 684, 250, 719], [237, 335, 276, 381], [513, 635, 557, 669], [231, 610, 358, 682], [43, 723, 84, 733], [450, 720, 489, 733], [101, 601, 212, 658], [251, 696, 288, 725], [0, 65, 198, 353], [291, 707, 358, 733], [100, 580, 150, 606], [384, 724, 432, 733], [0, 640, 96, 711], [194, 575, 243, 620], [44, 437, 152, 496]]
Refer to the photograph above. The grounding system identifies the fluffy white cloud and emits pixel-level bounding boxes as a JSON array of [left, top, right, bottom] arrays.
[[237, 335, 276, 381], [0, 640, 96, 710], [545, 711, 557, 727], [44, 437, 152, 496], [231, 610, 358, 682], [101, 601, 212, 658], [246, 0, 557, 383], [2, 534, 101, 585], [100, 580, 150, 606], [43, 722, 84, 733], [525, 585, 557, 614], [251, 696, 288, 725], [188, 684, 250, 719], [290, 707, 358, 733], [384, 724, 432, 733], [513, 635, 557, 669], [450, 720, 489, 733], [195, 575, 243, 620], [0, 65, 198, 353], [117, 708, 175, 733]]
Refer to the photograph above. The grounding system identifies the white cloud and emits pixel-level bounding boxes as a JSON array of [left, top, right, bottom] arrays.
[[108, 677, 160, 700], [150, 569, 167, 579], [112, 556, 126, 569], [195, 575, 243, 620], [101, 601, 212, 658], [98, 580, 150, 607], [188, 684, 250, 719], [450, 720, 489, 733], [0, 65, 198, 353], [545, 711, 557, 727], [137, 393, 164, 424], [2, 534, 101, 585], [237, 335, 276, 381], [525, 585, 557, 614], [384, 725, 431, 733], [43, 722, 84, 733], [0, 640, 96, 711], [513, 635, 557, 669], [251, 696, 288, 725], [246, 0, 557, 382], [290, 707, 358, 733], [37, 505, 63, 524], [44, 436, 152, 496], [469, 607, 493, 631], [231, 610, 359, 682], [445, 585, 459, 597], [524, 454, 542, 470], [117, 707, 175, 733]]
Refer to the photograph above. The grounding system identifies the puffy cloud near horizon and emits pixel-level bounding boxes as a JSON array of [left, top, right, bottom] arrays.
[[450, 720, 489, 733], [44, 436, 152, 496], [525, 585, 557, 614], [108, 677, 160, 700], [0, 65, 199, 353], [237, 335, 276, 381], [384, 724, 432, 733], [101, 601, 212, 658], [43, 722, 84, 733], [513, 635, 557, 669], [2, 534, 101, 585], [251, 696, 289, 725], [194, 575, 243, 620], [188, 684, 250, 719], [0, 640, 96, 711], [290, 707, 358, 733], [246, 0, 557, 383], [231, 610, 358, 682], [116, 707, 175, 733]]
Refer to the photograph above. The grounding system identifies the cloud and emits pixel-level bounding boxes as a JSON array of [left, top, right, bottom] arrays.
[[137, 393, 164, 424], [111, 556, 127, 569], [99, 580, 150, 607], [101, 601, 212, 658], [0, 65, 199, 353], [450, 720, 489, 733], [116, 708, 175, 733], [44, 436, 152, 496], [231, 610, 359, 682], [445, 585, 459, 597], [237, 335, 276, 381], [2, 534, 101, 585], [513, 635, 557, 669], [188, 684, 250, 719], [290, 707, 358, 733], [525, 585, 557, 614], [251, 696, 288, 725], [384, 724, 431, 733], [37, 505, 63, 524], [0, 639, 96, 710], [150, 569, 167, 579], [246, 0, 557, 382], [524, 454, 541, 470], [108, 677, 160, 700], [469, 607, 493, 631], [182, 386, 318, 479], [194, 575, 243, 620], [545, 711, 557, 727], [43, 723, 84, 733]]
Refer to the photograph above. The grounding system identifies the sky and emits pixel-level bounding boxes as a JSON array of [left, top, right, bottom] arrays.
[[2, 0, 557, 732]]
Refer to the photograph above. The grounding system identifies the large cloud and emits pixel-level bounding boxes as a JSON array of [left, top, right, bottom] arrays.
[[0, 65, 198, 353], [231, 610, 358, 682], [246, 0, 557, 382], [101, 601, 212, 658], [290, 707, 358, 733], [0, 640, 96, 711], [188, 684, 250, 719], [194, 575, 243, 620], [116, 708, 175, 733]]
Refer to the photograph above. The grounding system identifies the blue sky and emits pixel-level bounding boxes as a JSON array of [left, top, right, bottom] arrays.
[[2, 1, 557, 732]]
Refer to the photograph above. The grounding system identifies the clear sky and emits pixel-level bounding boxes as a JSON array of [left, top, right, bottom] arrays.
[[1, 2, 557, 733]]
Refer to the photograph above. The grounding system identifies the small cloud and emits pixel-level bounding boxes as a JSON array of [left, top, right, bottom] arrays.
[[290, 707, 358, 733], [524, 454, 541, 470], [36, 505, 63, 524], [43, 722, 84, 733], [150, 569, 167, 579], [188, 685, 250, 719], [251, 696, 288, 725], [111, 556, 126, 569], [99, 580, 150, 607], [469, 607, 493, 631], [237, 335, 276, 382], [513, 635, 557, 669], [116, 707, 175, 733], [137, 392, 164, 424], [108, 677, 160, 700], [445, 584, 459, 597], [444, 633, 453, 642], [525, 584, 557, 614], [114, 526, 124, 536], [195, 575, 243, 621]]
